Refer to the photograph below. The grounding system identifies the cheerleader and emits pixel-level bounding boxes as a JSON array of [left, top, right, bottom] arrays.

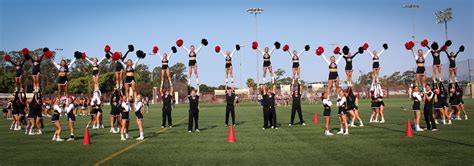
[[438, 82, 452, 124], [215, 44, 240, 86], [253, 41, 280, 84], [433, 84, 448, 125], [177, 39, 208, 87], [224, 86, 236, 126], [78, 98, 86, 116], [411, 86, 424, 131], [262, 84, 277, 129], [422, 84, 437, 131], [153, 46, 177, 88], [85, 56, 107, 91], [289, 83, 305, 126], [64, 97, 76, 141], [318, 47, 343, 98], [109, 89, 121, 133], [448, 83, 460, 120], [423, 41, 445, 82], [30, 50, 46, 92], [120, 95, 131, 140], [342, 46, 363, 86], [369, 82, 383, 123], [321, 92, 333, 135], [105, 45, 134, 90], [42, 97, 52, 118], [52, 98, 64, 141], [119, 56, 141, 101], [443, 45, 464, 83], [336, 90, 348, 135], [187, 86, 200, 132], [160, 86, 174, 128], [27, 92, 43, 135], [455, 83, 468, 120], [284, 45, 310, 85], [11, 90, 26, 131], [410, 48, 430, 88], [87, 91, 101, 129], [52, 58, 76, 97], [347, 88, 363, 127], [5, 55, 27, 91], [133, 95, 145, 140], [367, 44, 388, 83]]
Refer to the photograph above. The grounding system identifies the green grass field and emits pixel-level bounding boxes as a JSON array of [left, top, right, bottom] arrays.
[[0, 98, 473, 166]]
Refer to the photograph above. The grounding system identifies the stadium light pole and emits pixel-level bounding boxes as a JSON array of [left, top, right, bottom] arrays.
[[436, 8, 453, 41], [247, 7, 263, 92], [403, 4, 419, 41]]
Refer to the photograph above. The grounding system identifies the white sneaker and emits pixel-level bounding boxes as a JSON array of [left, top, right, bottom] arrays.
[[302, 123, 306, 126], [275, 127, 279, 129], [432, 129, 438, 132], [67, 138, 74, 141], [288, 124, 292, 127], [100, 125, 104, 128], [112, 129, 119, 134], [324, 131, 334, 136], [359, 123, 364, 127], [121, 137, 126, 141], [136, 136, 144, 140], [262, 128, 265, 130], [447, 120, 452, 125], [456, 117, 462, 120], [465, 116, 468, 120], [188, 130, 192, 133], [56, 138, 64, 142], [125, 134, 131, 139], [109, 128, 114, 133], [271, 126, 274, 129], [350, 124, 357, 127], [28, 132, 35, 135], [343, 131, 349, 135], [169, 126, 172, 128], [37, 130, 43, 135], [195, 129, 200, 132], [336, 130, 344, 135], [379, 119, 385, 123], [435, 120, 439, 124], [416, 128, 424, 132], [52, 136, 56, 141], [161, 126, 165, 128]]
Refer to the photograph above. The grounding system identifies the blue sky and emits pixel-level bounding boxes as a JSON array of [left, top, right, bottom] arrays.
[[1, 0, 472, 87]]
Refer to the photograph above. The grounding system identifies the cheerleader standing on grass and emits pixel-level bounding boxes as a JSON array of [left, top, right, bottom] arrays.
[[283, 44, 310, 85], [348, 88, 363, 127], [51, 98, 64, 141], [336, 90, 349, 135], [160, 86, 174, 128], [152, 46, 177, 88], [26, 92, 42, 135], [120, 95, 131, 140], [65, 97, 76, 141], [109, 90, 121, 133], [134, 95, 145, 140], [411, 86, 424, 131], [11, 91, 26, 131], [321, 92, 333, 136], [176, 38, 208, 88]]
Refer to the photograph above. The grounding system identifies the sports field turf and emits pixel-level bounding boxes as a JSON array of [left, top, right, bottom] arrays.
[[0, 98, 473, 165]]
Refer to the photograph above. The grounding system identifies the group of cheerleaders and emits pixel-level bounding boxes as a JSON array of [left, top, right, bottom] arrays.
[[2, 38, 468, 140]]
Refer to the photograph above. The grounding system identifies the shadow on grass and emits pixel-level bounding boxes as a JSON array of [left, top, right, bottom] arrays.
[[367, 124, 474, 147]]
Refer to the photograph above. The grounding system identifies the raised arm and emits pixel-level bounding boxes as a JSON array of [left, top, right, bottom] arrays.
[[98, 57, 107, 64], [335, 54, 344, 64], [195, 45, 203, 53], [410, 50, 417, 60], [230, 49, 237, 57], [423, 49, 431, 59], [133, 58, 141, 69], [286, 51, 293, 58], [320, 54, 330, 65], [181, 45, 190, 54], [67, 59, 76, 69], [367, 49, 374, 58], [256, 47, 265, 55], [118, 60, 126, 68], [269, 47, 276, 55], [378, 49, 385, 57], [52, 61, 60, 70], [297, 49, 305, 57], [219, 51, 227, 58], [85, 58, 94, 65], [121, 51, 129, 61], [156, 52, 163, 59]]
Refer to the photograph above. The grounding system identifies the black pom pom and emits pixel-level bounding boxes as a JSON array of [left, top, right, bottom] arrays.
[[74, 51, 82, 59], [431, 42, 439, 50], [128, 45, 134, 52], [459, 45, 465, 52], [43, 47, 50, 53], [171, 46, 177, 53], [304, 45, 310, 51], [105, 53, 111, 59], [445, 40, 452, 47], [383, 43, 388, 50], [358, 47, 364, 54], [274, 41, 281, 49], [25, 54, 31, 60], [236, 44, 241, 51], [201, 39, 208, 46], [342, 46, 349, 55], [136, 50, 146, 59]]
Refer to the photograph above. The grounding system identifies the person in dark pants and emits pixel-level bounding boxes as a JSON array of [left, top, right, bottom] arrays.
[[261, 85, 270, 130], [187, 86, 200, 132], [263, 84, 278, 129], [225, 86, 236, 126], [289, 83, 305, 126], [423, 84, 437, 131], [161, 86, 174, 128]]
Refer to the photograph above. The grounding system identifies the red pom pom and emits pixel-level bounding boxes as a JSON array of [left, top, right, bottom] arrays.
[[112, 52, 122, 61], [214, 46, 221, 53], [333, 47, 341, 54], [44, 51, 53, 59], [421, 39, 429, 47], [4, 54, 11, 61], [176, 39, 184, 47], [152, 46, 159, 54], [104, 45, 111, 53], [362, 43, 369, 50], [316, 46, 324, 56], [441, 45, 448, 51], [252, 41, 258, 50], [282, 44, 289, 52], [81, 52, 87, 59], [405, 41, 415, 50], [22, 48, 29, 56]]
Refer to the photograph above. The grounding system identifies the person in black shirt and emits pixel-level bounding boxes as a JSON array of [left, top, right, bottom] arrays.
[[109, 89, 121, 133], [161, 86, 174, 128], [423, 84, 437, 131], [262, 84, 278, 129], [187, 86, 200, 132], [225, 86, 236, 126], [289, 83, 305, 126]]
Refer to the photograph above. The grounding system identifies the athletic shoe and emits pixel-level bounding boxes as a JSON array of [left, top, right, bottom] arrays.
[[343, 131, 349, 135], [37, 130, 43, 135], [136, 136, 144, 140], [56, 138, 64, 142], [324, 131, 334, 136], [465, 116, 468, 120], [288, 124, 292, 127], [169, 126, 172, 128], [109, 128, 114, 133], [271, 126, 274, 129], [336, 130, 344, 135], [28, 132, 35, 136], [161, 126, 165, 128], [350, 124, 357, 127], [112, 130, 119, 134], [302, 123, 306, 126], [379, 119, 385, 123], [121, 137, 126, 141], [100, 125, 104, 128], [275, 127, 279, 129], [447, 120, 452, 125], [196, 129, 200, 132], [188, 130, 192, 133], [359, 123, 364, 127], [416, 128, 424, 132], [52, 136, 56, 141], [67, 138, 74, 141], [456, 117, 462, 120], [262, 128, 265, 130], [432, 129, 438, 132], [435, 120, 439, 124]]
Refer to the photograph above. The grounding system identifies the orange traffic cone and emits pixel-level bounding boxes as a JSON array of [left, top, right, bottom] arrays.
[[227, 125, 236, 143], [83, 128, 90, 145], [405, 119, 413, 137], [313, 112, 319, 124]]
